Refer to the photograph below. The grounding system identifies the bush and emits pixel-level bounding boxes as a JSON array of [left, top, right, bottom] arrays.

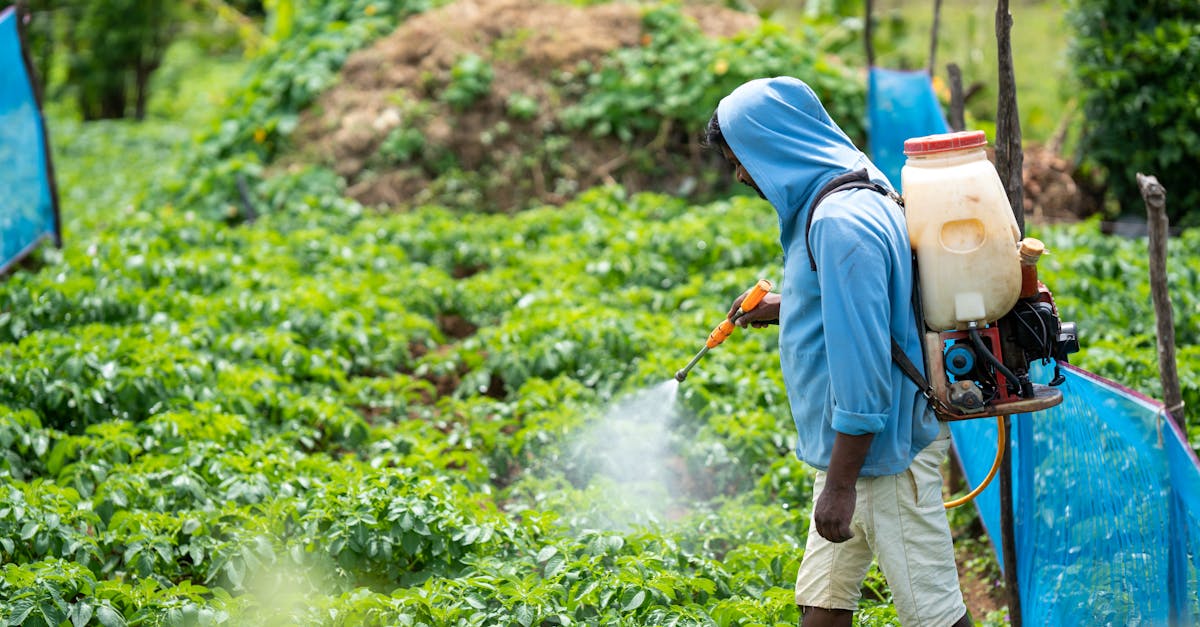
[[1069, 0, 1200, 224], [563, 7, 866, 145]]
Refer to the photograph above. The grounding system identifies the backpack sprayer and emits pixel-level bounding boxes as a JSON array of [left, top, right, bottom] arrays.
[[901, 131, 1079, 421], [674, 131, 1080, 507]]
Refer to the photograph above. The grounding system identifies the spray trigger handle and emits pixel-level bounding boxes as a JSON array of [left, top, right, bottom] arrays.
[[739, 279, 773, 313], [707, 279, 773, 348]]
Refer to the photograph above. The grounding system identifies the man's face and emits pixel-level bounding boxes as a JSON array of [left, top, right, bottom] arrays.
[[721, 145, 766, 200]]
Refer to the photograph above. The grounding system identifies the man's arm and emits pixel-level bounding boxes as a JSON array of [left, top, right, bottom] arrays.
[[809, 199, 898, 543], [814, 432, 873, 542]]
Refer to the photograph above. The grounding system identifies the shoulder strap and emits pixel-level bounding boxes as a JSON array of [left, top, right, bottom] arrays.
[[804, 169, 902, 272], [803, 169, 946, 414]]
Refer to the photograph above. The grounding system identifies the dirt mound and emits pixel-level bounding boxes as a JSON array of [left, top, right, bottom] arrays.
[[292, 0, 759, 210], [1022, 145, 1102, 224]]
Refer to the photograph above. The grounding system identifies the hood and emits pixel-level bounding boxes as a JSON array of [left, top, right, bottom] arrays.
[[716, 76, 889, 246]]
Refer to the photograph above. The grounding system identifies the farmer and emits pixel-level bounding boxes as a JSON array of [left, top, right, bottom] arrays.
[[706, 76, 970, 627]]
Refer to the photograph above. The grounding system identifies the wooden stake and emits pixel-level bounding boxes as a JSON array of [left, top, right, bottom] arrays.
[[947, 63, 965, 132], [995, 0, 1024, 237], [998, 415, 1021, 627], [1137, 173, 1184, 428], [928, 0, 943, 76], [995, 1, 1024, 623], [864, 0, 876, 68]]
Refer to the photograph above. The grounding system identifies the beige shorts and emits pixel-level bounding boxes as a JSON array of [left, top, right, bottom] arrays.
[[795, 423, 967, 626]]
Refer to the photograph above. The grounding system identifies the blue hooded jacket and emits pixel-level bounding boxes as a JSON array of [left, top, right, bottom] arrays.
[[717, 77, 940, 476]]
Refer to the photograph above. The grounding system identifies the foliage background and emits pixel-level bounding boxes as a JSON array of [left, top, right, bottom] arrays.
[[1067, 0, 1200, 224]]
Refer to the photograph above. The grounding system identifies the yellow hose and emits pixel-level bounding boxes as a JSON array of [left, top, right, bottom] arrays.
[[943, 415, 1007, 509]]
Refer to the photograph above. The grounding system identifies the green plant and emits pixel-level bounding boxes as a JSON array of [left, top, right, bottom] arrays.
[[562, 7, 866, 145], [379, 125, 426, 163], [441, 54, 494, 110], [505, 93, 539, 121], [1069, 0, 1200, 223]]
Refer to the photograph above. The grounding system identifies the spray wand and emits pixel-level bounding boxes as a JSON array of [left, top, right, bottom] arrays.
[[674, 279, 773, 382]]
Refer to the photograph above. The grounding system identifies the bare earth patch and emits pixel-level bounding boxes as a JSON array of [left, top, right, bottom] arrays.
[[291, 0, 759, 210]]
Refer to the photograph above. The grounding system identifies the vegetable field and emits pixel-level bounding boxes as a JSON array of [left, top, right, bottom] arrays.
[[2, 1, 1198, 625]]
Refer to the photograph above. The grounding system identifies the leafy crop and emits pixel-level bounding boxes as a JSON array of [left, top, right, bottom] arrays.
[[563, 7, 866, 145]]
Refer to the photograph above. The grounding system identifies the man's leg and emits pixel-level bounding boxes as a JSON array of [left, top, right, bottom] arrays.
[[870, 424, 969, 626], [799, 606, 853, 627], [795, 472, 874, 625]]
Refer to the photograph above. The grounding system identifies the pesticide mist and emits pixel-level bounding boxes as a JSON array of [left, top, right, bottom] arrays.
[[560, 379, 685, 530]]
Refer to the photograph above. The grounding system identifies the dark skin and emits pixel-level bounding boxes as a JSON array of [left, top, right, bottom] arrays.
[[722, 144, 972, 627]]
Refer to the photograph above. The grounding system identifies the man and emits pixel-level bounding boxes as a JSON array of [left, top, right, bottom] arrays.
[[707, 76, 970, 627]]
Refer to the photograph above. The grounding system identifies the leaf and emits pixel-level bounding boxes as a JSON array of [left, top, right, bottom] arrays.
[[19, 522, 39, 541], [69, 601, 95, 627], [605, 535, 625, 553], [544, 554, 566, 579], [95, 605, 126, 627], [514, 604, 535, 627], [7, 598, 34, 626], [621, 590, 646, 612], [536, 545, 558, 563], [40, 598, 69, 627]]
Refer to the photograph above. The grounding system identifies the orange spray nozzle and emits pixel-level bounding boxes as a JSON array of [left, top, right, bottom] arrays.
[[706, 319, 736, 348]]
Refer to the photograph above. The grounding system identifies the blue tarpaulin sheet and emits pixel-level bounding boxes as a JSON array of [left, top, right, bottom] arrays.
[[867, 67, 950, 192], [0, 6, 59, 274], [950, 363, 1200, 625]]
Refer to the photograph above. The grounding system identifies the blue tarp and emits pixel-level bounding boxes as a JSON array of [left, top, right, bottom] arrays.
[[866, 67, 950, 192], [950, 363, 1200, 625], [0, 6, 60, 274]]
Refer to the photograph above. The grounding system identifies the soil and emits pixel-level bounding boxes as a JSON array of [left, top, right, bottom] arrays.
[[958, 558, 1006, 618], [292, 0, 759, 211], [1021, 144, 1103, 224]]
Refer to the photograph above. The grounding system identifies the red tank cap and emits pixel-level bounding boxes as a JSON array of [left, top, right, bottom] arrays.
[[903, 130, 988, 156]]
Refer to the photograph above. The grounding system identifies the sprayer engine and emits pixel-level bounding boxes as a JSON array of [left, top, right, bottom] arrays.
[[930, 282, 1079, 419]]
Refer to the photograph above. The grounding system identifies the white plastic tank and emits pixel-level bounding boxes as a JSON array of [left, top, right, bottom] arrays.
[[900, 131, 1022, 331]]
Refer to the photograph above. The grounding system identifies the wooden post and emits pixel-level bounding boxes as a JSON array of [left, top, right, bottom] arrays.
[[995, 0, 1024, 237], [864, 0, 876, 68], [1137, 173, 1184, 428], [947, 63, 965, 132], [998, 416, 1021, 627], [995, 1, 1024, 624], [928, 0, 943, 76]]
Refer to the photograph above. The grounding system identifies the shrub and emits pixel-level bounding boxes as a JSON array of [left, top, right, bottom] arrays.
[[1069, 0, 1200, 224]]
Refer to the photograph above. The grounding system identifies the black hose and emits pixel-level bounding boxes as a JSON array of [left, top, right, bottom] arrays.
[[969, 328, 1030, 397]]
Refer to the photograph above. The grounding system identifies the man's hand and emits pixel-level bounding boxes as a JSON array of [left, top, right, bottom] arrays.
[[813, 484, 856, 543], [727, 290, 781, 328]]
